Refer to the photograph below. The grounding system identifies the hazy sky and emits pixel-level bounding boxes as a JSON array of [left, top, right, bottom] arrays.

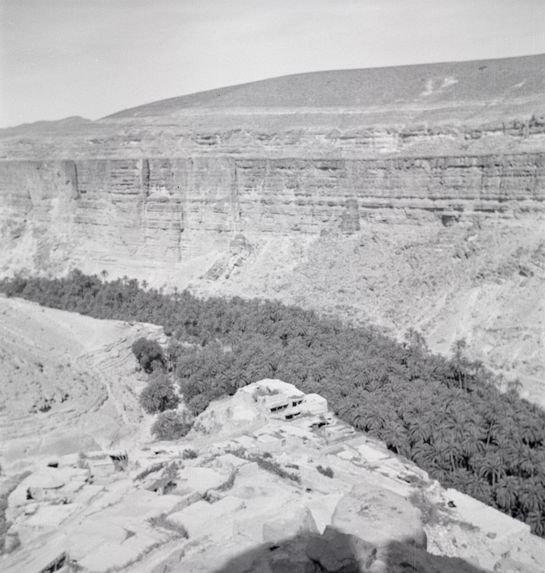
[[1, 0, 544, 127]]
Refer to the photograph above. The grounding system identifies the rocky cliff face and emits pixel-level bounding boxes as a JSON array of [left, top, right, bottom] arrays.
[[1, 152, 544, 271], [1, 54, 544, 401]]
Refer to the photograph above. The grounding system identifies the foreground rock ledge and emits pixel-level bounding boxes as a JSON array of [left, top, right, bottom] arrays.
[[2, 379, 544, 572]]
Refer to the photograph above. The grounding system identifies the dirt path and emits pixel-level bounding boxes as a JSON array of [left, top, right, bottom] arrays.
[[0, 296, 162, 469]]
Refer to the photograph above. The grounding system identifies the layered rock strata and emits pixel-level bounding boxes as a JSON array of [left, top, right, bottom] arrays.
[[1, 153, 543, 274]]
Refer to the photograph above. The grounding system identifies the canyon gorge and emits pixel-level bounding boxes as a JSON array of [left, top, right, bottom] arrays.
[[1, 53, 544, 402]]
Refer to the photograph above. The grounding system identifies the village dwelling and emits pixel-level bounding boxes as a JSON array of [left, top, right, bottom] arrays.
[[259, 393, 305, 420], [84, 450, 129, 483], [245, 379, 328, 421]]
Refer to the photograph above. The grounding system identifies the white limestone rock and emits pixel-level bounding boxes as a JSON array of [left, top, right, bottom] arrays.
[[262, 506, 319, 543], [192, 391, 268, 436]]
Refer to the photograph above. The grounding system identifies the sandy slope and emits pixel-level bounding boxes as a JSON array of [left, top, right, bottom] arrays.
[[0, 296, 163, 470]]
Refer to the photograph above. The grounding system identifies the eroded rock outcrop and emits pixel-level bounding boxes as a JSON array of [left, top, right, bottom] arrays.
[[3, 379, 544, 572]]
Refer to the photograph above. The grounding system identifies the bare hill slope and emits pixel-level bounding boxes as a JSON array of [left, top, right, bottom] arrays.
[[0, 296, 163, 467], [107, 53, 545, 121]]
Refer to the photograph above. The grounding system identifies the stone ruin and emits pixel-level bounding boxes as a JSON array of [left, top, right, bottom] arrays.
[[243, 378, 328, 422]]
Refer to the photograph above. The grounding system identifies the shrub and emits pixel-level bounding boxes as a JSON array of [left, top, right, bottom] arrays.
[[0, 274, 27, 298], [316, 465, 334, 478], [140, 374, 179, 414], [148, 513, 188, 538], [151, 410, 193, 441], [135, 462, 165, 481], [252, 454, 301, 484], [132, 337, 164, 373]]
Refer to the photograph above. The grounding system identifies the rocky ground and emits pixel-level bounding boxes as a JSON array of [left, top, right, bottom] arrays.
[[2, 376, 545, 572], [0, 301, 544, 572]]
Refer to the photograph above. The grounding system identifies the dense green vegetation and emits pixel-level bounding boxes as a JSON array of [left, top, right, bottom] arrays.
[[2, 270, 545, 536], [131, 337, 165, 373], [139, 371, 179, 415]]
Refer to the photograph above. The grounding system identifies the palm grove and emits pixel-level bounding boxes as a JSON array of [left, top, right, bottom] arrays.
[[2, 271, 545, 537]]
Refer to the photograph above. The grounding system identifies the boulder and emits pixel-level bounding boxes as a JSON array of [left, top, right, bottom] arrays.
[[193, 391, 267, 436], [307, 494, 344, 534], [262, 506, 319, 543], [169, 496, 245, 538], [268, 538, 318, 573], [301, 394, 328, 416], [25, 468, 66, 490], [332, 485, 426, 550], [8, 468, 72, 510], [175, 466, 228, 495], [233, 514, 268, 544]]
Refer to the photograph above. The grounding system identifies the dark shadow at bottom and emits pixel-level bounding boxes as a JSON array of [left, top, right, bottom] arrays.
[[213, 526, 488, 573]]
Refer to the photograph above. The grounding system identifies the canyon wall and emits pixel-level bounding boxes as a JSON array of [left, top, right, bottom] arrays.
[[1, 54, 545, 400], [1, 152, 544, 276]]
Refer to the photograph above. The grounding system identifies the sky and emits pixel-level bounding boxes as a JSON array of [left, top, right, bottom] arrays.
[[1, 0, 544, 127]]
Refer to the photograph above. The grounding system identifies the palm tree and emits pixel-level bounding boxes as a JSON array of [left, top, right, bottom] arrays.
[[520, 420, 544, 447], [434, 435, 463, 472], [494, 476, 520, 513], [526, 510, 545, 536], [450, 467, 473, 490], [515, 445, 539, 478], [410, 442, 438, 469], [337, 396, 358, 419], [459, 433, 482, 461], [363, 406, 388, 434], [450, 338, 469, 390], [465, 475, 493, 505], [382, 422, 409, 456], [477, 452, 506, 487], [408, 419, 434, 445], [482, 416, 504, 447], [519, 480, 545, 514]]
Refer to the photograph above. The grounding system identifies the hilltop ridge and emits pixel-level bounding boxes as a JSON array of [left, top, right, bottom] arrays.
[[106, 53, 545, 122]]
